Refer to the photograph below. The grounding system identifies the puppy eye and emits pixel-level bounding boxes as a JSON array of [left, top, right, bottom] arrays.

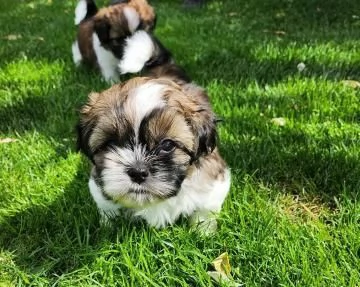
[[105, 139, 118, 147], [159, 139, 176, 154], [111, 37, 125, 45]]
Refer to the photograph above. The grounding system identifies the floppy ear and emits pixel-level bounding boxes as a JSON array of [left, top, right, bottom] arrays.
[[181, 84, 218, 160], [76, 92, 101, 163], [190, 107, 217, 160], [94, 17, 111, 44]]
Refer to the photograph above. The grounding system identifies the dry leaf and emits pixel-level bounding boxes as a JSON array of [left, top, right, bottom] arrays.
[[341, 80, 360, 89], [271, 117, 286, 127], [208, 253, 243, 286], [0, 138, 18, 144], [212, 252, 231, 276], [297, 62, 306, 72], [4, 34, 22, 41], [263, 30, 286, 36]]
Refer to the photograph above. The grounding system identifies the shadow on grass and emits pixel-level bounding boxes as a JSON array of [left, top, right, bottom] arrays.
[[219, 118, 360, 206], [0, 163, 154, 283]]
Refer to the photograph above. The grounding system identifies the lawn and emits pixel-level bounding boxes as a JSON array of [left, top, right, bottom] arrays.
[[0, 0, 360, 286]]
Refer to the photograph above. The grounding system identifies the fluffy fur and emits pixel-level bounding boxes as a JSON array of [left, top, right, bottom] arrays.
[[77, 77, 231, 231], [118, 30, 190, 82], [72, 0, 156, 82]]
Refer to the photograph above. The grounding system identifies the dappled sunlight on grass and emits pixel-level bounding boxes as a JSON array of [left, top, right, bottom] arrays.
[[0, 133, 82, 220], [0, 59, 65, 86], [251, 41, 360, 65]]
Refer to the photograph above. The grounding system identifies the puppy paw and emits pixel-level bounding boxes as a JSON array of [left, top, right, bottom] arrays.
[[190, 210, 218, 235]]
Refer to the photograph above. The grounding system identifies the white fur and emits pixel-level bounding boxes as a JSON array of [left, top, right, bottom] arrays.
[[75, 0, 87, 25], [127, 82, 165, 136], [89, 177, 122, 224], [134, 169, 231, 228], [72, 41, 82, 66], [92, 33, 120, 83], [118, 31, 154, 74], [90, 166, 231, 229], [101, 146, 182, 206], [123, 6, 140, 33]]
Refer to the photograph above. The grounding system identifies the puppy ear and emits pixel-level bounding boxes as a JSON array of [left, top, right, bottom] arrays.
[[76, 92, 101, 163], [94, 18, 111, 44], [191, 107, 217, 160], [181, 84, 218, 160]]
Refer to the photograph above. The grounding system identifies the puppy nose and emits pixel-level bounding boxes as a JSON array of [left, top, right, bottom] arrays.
[[127, 166, 149, 184]]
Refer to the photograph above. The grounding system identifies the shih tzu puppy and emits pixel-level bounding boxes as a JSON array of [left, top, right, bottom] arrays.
[[71, 0, 156, 82], [77, 79, 230, 231], [77, 26, 230, 232]]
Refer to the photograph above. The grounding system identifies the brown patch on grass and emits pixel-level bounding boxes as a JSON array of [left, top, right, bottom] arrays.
[[276, 193, 337, 223]]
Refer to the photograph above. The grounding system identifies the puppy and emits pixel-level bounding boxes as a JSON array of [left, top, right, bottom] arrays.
[[77, 76, 231, 232], [72, 0, 156, 82]]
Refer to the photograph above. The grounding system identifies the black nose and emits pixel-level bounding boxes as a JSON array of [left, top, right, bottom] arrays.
[[127, 166, 149, 184]]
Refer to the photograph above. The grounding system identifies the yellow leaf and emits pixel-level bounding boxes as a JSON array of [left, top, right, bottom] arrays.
[[341, 80, 360, 89], [3, 34, 22, 41], [0, 138, 18, 144], [211, 252, 231, 276], [271, 117, 286, 127]]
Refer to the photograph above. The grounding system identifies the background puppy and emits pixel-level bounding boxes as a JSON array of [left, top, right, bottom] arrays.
[[72, 0, 156, 82], [77, 77, 231, 232]]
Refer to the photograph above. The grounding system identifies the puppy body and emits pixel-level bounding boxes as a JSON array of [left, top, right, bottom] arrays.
[[78, 78, 230, 231], [72, 0, 155, 82]]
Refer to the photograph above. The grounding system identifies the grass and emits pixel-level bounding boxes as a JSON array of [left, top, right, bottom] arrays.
[[0, 0, 359, 286]]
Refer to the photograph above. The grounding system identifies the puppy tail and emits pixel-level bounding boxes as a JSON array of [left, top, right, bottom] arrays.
[[74, 0, 98, 25], [118, 31, 190, 82]]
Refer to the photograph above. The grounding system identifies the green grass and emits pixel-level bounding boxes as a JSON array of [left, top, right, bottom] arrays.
[[0, 0, 359, 286]]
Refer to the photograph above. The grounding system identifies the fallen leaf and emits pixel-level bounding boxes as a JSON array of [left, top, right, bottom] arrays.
[[297, 62, 306, 72], [208, 253, 243, 286], [263, 30, 286, 36], [271, 117, 286, 127], [0, 138, 18, 144], [3, 34, 22, 41], [212, 252, 231, 276], [341, 80, 360, 89]]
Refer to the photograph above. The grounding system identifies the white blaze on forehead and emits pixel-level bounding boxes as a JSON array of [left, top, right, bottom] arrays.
[[123, 6, 140, 33], [126, 82, 166, 138]]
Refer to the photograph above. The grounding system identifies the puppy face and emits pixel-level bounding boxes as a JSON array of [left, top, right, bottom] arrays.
[[77, 78, 217, 207], [76, 0, 156, 64], [94, 5, 140, 58]]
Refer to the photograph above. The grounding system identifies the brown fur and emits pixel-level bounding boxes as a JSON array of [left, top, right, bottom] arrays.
[[127, 0, 155, 29]]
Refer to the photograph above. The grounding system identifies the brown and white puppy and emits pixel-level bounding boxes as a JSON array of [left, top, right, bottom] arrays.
[[72, 0, 156, 82], [77, 77, 230, 231]]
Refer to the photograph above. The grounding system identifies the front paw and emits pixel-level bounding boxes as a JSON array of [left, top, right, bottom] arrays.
[[190, 210, 218, 235]]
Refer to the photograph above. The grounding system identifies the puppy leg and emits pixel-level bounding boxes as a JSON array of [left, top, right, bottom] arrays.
[[191, 169, 231, 234], [190, 210, 218, 235], [72, 41, 82, 66], [89, 176, 121, 225]]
